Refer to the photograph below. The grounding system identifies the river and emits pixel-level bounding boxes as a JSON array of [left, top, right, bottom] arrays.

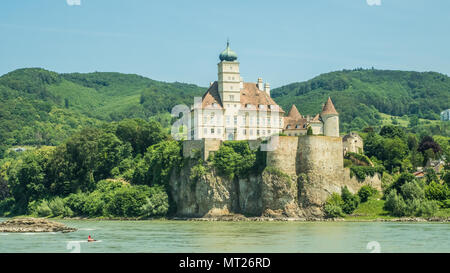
[[0, 218, 449, 253]]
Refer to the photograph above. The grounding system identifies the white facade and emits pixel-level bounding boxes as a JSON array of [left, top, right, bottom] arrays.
[[186, 43, 339, 141]]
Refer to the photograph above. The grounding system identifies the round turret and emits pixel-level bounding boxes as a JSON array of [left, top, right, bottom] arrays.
[[321, 97, 340, 137]]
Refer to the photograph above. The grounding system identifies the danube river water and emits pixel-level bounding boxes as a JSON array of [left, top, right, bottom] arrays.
[[0, 218, 449, 253]]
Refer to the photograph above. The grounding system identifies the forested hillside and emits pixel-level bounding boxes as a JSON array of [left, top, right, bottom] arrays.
[[1, 67, 449, 158], [271, 68, 450, 134], [0, 68, 205, 156]]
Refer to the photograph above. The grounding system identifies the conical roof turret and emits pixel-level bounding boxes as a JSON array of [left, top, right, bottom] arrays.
[[287, 105, 302, 119], [321, 97, 338, 116]]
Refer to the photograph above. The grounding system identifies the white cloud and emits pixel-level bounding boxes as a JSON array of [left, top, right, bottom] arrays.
[[366, 0, 381, 6], [67, 0, 81, 6]]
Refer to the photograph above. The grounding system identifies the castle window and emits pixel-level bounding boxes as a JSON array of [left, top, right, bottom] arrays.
[[212, 103, 217, 107], [211, 128, 214, 134], [267, 118, 271, 125], [226, 116, 230, 125], [259, 105, 264, 110], [257, 130, 260, 136], [243, 129, 246, 135], [203, 116, 207, 125], [250, 129, 253, 135], [229, 95, 234, 101], [268, 129, 271, 135], [287, 125, 291, 129], [203, 128, 207, 135], [234, 116, 238, 125], [218, 128, 222, 134], [230, 86, 233, 90], [296, 125, 300, 129]]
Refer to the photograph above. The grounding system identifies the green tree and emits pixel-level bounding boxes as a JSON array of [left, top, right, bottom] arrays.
[[323, 193, 345, 218], [115, 118, 166, 155], [341, 186, 360, 214], [357, 185, 378, 202]]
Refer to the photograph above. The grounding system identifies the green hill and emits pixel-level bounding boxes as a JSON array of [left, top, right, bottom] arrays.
[[0, 68, 205, 153], [1, 67, 449, 158], [271, 68, 450, 134]]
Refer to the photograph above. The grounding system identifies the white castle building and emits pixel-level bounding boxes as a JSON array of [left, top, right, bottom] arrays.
[[187, 42, 339, 141]]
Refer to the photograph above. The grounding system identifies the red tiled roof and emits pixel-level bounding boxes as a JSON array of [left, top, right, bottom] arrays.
[[200, 81, 284, 113], [321, 97, 338, 116], [287, 105, 302, 119]]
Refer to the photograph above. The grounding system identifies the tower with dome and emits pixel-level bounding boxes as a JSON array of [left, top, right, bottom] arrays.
[[187, 41, 339, 141]]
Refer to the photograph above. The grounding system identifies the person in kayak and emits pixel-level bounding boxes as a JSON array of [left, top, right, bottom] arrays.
[[88, 235, 96, 242]]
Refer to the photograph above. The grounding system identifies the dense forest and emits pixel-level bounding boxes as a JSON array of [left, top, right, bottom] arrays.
[[272, 68, 450, 134], [0, 68, 205, 157], [1, 67, 449, 157]]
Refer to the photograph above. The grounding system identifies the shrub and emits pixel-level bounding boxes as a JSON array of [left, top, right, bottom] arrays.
[[345, 152, 372, 166], [140, 186, 169, 217], [358, 185, 378, 202], [341, 186, 360, 214], [442, 199, 450, 209], [30, 200, 52, 217], [400, 181, 425, 200], [190, 163, 206, 181], [323, 193, 345, 218], [384, 172, 416, 197], [48, 197, 66, 217], [0, 197, 15, 216], [424, 182, 450, 202], [405, 199, 439, 217], [350, 166, 384, 180], [105, 185, 149, 217], [384, 190, 407, 217], [83, 191, 106, 217], [343, 159, 352, 168], [64, 193, 89, 215], [442, 171, 450, 187], [213, 141, 257, 179], [324, 204, 345, 218]]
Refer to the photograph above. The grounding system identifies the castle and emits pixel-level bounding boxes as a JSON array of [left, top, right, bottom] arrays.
[[187, 41, 339, 141], [174, 43, 380, 218]]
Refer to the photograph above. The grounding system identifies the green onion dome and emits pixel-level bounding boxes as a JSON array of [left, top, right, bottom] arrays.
[[219, 41, 238, 61]]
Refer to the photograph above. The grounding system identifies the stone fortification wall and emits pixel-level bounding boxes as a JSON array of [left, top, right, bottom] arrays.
[[173, 135, 381, 219], [265, 136, 298, 175]]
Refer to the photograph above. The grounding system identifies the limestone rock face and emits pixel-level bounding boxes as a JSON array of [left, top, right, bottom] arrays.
[[261, 169, 301, 218], [170, 161, 237, 217], [169, 156, 382, 219], [0, 218, 76, 233]]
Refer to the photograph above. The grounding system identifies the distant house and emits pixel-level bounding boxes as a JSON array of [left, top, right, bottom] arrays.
[[413, 170, 425, 179], [343, 132, 364, 155], [426, 159, 446, 173], [441, 109, 450, 121], [13, 147, 26, 152]]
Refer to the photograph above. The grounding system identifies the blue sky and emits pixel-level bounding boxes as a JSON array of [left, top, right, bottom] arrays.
[[1, 0, 449, 88]]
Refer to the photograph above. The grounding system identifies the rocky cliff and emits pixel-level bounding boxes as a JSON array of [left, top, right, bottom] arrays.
[[169, 158, 381, 219]]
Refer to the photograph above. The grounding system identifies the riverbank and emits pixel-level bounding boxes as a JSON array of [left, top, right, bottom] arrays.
[[2, 215, 449, 223]]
